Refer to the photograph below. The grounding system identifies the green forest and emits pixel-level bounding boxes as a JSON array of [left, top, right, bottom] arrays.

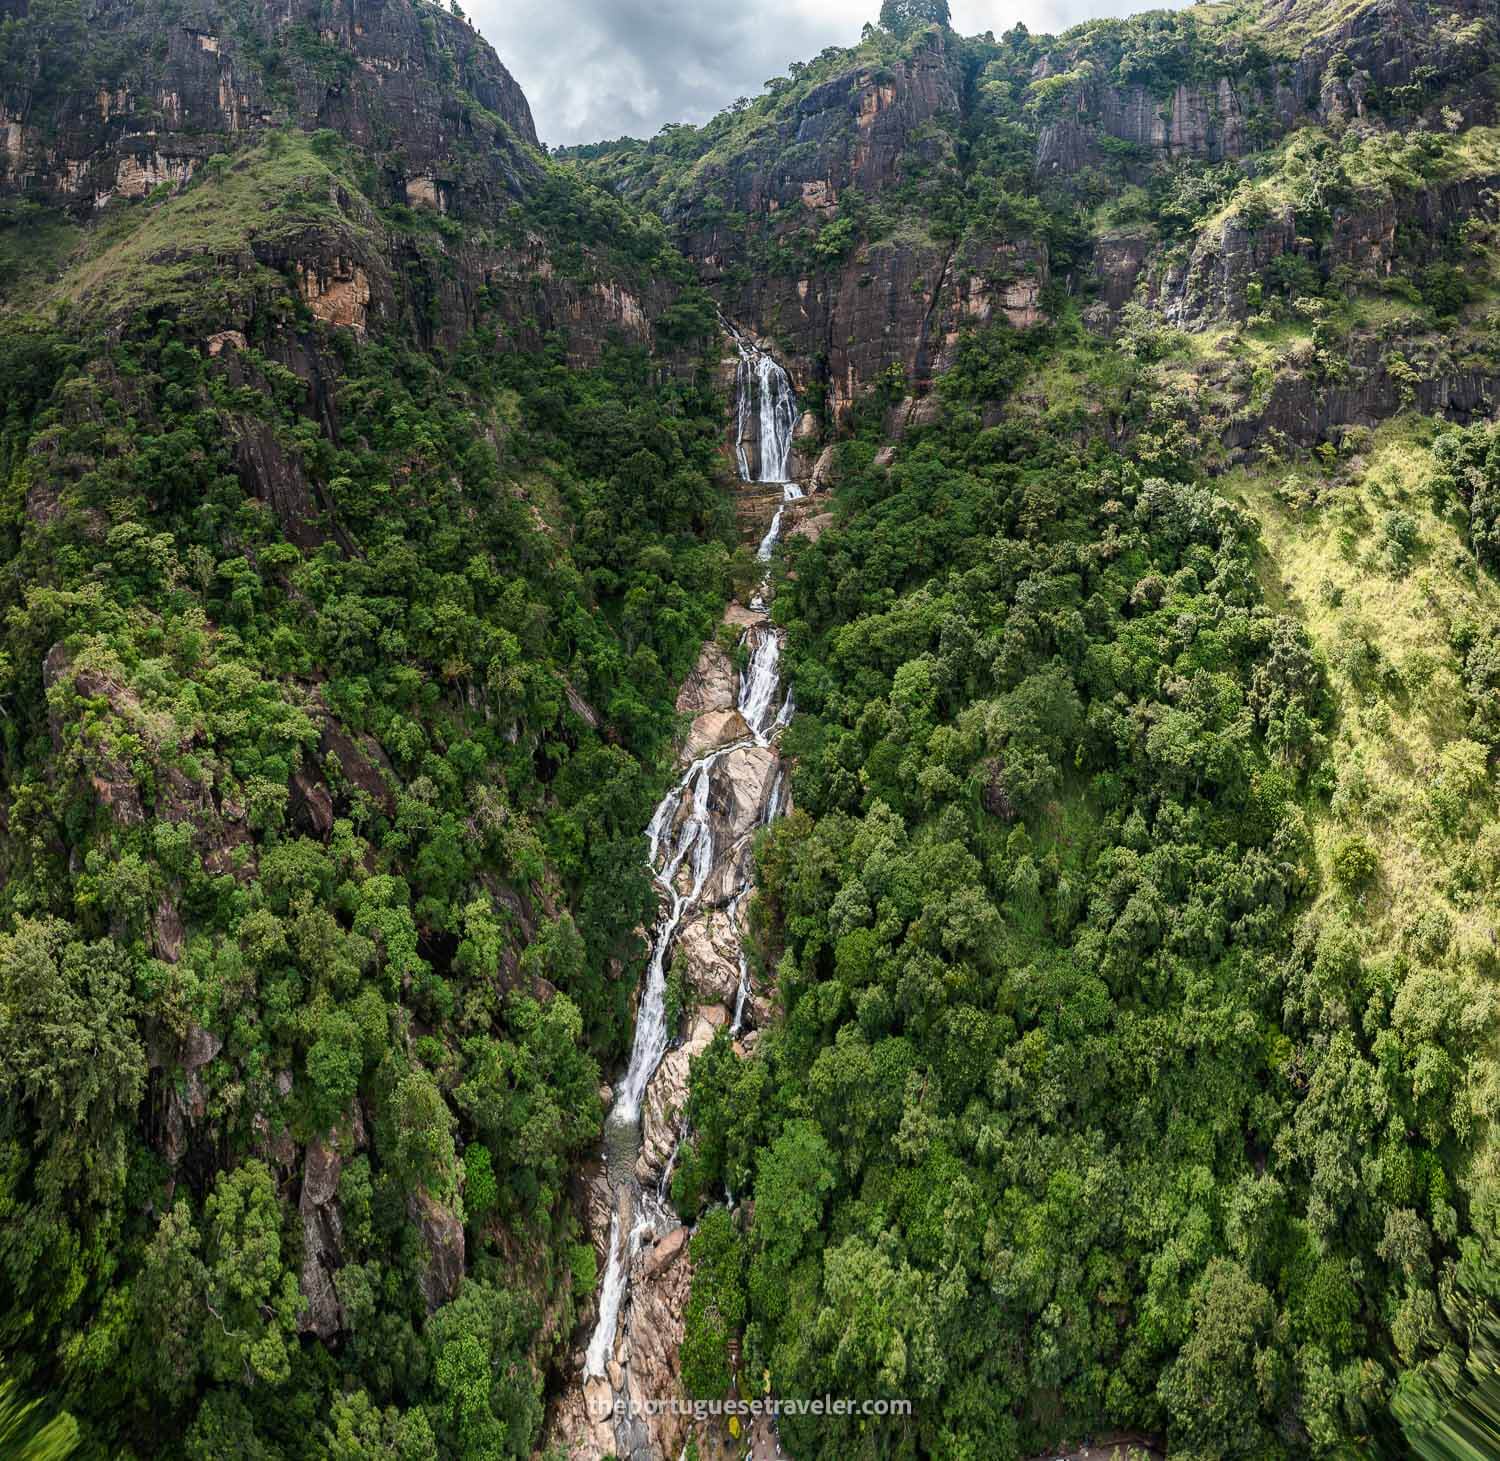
[[3, 0, 1500, 1456]]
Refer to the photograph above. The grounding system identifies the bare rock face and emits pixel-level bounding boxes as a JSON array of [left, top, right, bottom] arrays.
[[0, 0, 538, 213], [1155, 208, 1298, 328], [298, 1135, 345, 1340], [233, 417, 327, 551], [151, 896, 186, 963], [683, 708, 752, 760], [674, 907, 746, 1007], [1090, 232, 1153, 320], [622, 1230, 695, 1459], [408, 1191, 466, 1313], [670, 30, 1053, 428], [676, 642, 739, 717], [163, 1024, 224, 1167], [789, 510, 833, 545], [637, 1010, 725, 1182], [709, 745, 779, 848]]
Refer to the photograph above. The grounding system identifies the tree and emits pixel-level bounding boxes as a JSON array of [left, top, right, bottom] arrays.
[[0, 919, 145, 1205], [200, 1162, 304, 1387], [425, 1282, 542, 1459], [879, 0, 951, 37], [1159, 1259, 1285, 1457]]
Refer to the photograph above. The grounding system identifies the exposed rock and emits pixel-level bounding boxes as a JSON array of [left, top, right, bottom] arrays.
[[673, 907, 745, 1006], [683, 708, 752, 760], [0, 0, 538, 213], [1091, 232, 1153, 317], [163, 1023, 223, 1167], [564, 680, 602, 730], [151, 896, 186, 963], [788, 510, 833, 545], [233, 417, 326, 550], [407, 1191, 466, 1313], [251, 1111, 297, 1171], [297, 258, 371, 336], [314, 710, 397, 816], [298, 1135, 345, 1341], [675, 642, 738, 717], [637, 1012, 721, 1182], [810, 444, 839, 490], [709, 744, 779, 847], [621, 1234, 695, 1461], [182, 1023, 222, 1077], [644, 1225, 689, 1280], [289, 768, 335, 836]]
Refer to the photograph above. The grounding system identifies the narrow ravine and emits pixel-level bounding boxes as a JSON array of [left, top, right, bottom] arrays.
[[559, 328, 803, 1461]]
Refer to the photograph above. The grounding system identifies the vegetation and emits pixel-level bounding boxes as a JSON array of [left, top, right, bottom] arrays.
[[0, 123, 733, 1451], [2, 0, 1500, 1455]]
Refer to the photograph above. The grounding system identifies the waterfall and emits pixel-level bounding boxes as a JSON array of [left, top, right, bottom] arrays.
[[581, 327, 802, 1412], [732, 330, 799, 484]]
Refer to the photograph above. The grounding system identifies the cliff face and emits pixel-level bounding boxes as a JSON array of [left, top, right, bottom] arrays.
[[1036, 0, 1496, 176], [1, 0, 537, 212], [680, 32, 1050, 433], [575, 0, 1499, 456], [0, 0, 702, 365]]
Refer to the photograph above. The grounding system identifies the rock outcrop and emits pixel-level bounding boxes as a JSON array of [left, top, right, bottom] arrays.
[[0, 0, 538, 213]]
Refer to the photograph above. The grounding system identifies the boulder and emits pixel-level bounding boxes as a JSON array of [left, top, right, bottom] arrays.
[[683, 708, 752, 760], [676, 641, 738, 717]]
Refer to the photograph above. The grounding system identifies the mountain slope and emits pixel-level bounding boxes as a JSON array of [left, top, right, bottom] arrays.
[[0, 2, 739, 1456], [3, 0, 1500, 1458]]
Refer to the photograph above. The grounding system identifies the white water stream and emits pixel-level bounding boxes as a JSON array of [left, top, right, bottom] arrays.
[[581, 331, 802, 1410]]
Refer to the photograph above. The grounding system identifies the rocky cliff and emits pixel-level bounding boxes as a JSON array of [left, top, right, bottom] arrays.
[[575, 0, 1499, 454], [1, 0, 538, 211], [0, 0, 711, 362]]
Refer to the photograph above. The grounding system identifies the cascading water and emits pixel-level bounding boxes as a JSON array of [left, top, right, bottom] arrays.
[[731, 327, 799, 485], [580, 329, 802, 1451]]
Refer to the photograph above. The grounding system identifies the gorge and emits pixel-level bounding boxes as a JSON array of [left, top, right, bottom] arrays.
[[4, 0, 1500, 1457], [564, 335, 803, 1461]]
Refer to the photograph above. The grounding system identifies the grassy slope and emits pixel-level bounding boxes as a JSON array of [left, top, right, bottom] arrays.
[[1228, 417, 1500, 1205]]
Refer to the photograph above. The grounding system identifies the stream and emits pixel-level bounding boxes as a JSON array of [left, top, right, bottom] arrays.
[[576, 326, 801, 1459]]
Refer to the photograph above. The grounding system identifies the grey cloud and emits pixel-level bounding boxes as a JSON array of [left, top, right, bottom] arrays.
[[467, 0, 1175, 147]]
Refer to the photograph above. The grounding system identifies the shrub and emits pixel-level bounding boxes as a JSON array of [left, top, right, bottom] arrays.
[[1331, 836, 1380, 894]]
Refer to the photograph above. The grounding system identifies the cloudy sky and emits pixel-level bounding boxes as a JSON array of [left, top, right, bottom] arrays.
[[468, 0, 1163, 148]]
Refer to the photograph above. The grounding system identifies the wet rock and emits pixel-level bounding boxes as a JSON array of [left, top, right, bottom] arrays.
[[709, 745, 779, 846]]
